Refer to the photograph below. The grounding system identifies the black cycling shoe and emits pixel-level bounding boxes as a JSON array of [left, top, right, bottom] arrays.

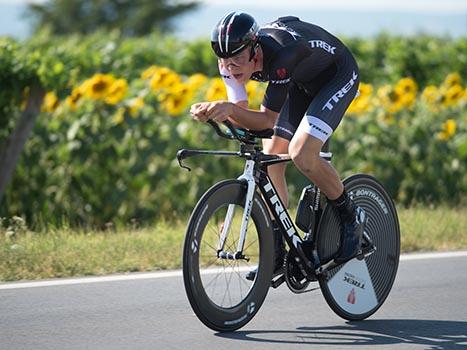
[[335, 207, 367, 263], [246, 223, 286, 281]]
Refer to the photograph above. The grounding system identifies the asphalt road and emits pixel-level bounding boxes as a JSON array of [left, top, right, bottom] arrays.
[[1, 252, 467, 350]]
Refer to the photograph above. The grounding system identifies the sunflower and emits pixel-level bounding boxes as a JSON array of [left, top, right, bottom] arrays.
[[421, 85, 439, 104], [105, 79, 129, 105], [65, 86, 84, 110], [149, 68, 181, 92], [158, 83, 192, 116], [205, 78, 227, 101], [358, 82, 373, 97], [84, 73, 115, 100], [42, 92, 59, 113], [187, 73, 208, 90], [394, 78, 417, 109], [347, 97, 371, 115], [395, 77, 417, 96], [377, 85, 404, 113], [141, 65, 160, 80], [112, 107, 126, 125], [162, 94, 190, 116], [348, 83, 373, 115], [245, 80, 260, 99], [128, 97, 145, 118], [383, 114, 396, 125], [437, 119, 457, 140], [442, 84, 464, 107], [245, 80, 265, 108], [443, 72, 461, 88], [169, 82, 193, 99]]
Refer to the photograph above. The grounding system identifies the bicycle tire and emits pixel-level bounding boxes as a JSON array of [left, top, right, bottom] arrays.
[[316, 174, 400, 321], [183, 179, 274, 331]]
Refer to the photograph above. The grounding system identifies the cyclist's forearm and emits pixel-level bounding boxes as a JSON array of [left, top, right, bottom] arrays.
[[230, 104, 276, 130]]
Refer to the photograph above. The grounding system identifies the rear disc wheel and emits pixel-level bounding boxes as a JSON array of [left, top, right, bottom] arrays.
[[316, 174, 400, 320]]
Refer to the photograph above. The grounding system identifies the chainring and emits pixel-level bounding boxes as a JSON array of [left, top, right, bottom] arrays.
[[284, 250, 310, 293]]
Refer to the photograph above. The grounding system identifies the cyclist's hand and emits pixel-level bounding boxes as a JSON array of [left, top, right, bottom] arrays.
[[206, 101, 234, 122], [190, 102, 210, 122]]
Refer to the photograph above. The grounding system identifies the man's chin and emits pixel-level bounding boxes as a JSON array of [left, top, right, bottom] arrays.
[[233, 73, 248, 84]]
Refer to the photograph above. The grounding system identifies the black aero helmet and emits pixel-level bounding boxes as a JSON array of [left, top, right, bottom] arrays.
[[211, 12, 259, 59]]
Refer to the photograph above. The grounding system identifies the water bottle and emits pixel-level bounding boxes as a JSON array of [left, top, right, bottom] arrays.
[[295, 185, 317, 235]]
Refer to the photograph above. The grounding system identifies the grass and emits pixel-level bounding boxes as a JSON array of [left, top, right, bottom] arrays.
[[1, 206, 466, 282], [399, 206, 467, 252]]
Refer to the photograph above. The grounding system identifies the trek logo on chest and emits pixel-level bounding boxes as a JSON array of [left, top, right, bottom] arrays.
[[264, 180, 300, 248]]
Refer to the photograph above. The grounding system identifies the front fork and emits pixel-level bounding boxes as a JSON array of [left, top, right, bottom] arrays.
[[217, 160, 256, 260]]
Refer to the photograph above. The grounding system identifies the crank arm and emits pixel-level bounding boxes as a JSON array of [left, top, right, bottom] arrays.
[[271, 274, 285, 289], [295, 285, 320, 294]]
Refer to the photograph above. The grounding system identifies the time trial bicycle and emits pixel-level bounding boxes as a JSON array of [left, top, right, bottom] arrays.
[[177, 120, 400, 332]]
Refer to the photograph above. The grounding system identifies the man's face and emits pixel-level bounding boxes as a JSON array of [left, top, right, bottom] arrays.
[[219, 47, 256, 84]]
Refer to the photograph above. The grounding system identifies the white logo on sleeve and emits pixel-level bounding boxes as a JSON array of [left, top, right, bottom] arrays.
[[262, 23, 301, 40]]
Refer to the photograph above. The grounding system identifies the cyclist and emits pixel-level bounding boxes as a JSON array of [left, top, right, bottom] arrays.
[[190, 12, 367, 279]]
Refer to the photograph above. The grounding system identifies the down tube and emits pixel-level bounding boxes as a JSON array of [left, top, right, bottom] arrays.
[[258, 174, 311, 267]]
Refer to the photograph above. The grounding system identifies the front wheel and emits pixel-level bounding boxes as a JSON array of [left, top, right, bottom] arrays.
[[316, 174, 400, 321], [182, 180, 274, 331]]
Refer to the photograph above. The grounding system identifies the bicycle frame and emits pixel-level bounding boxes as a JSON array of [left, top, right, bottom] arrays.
[[178, 141, 332, 279], [176, 120, 360, 280], [181, 121, 394, 329]]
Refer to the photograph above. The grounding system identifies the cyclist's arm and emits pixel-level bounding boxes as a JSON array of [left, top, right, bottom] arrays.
[[227, 78, 287, 130], [229, 104, 278, 130], [219, 63, 279, 130]]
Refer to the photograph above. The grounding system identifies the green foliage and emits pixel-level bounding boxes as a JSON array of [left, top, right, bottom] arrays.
[[1, 89, 244, 227], [26, 0, 200, 36], [332, 104, 466, 205], [2, 93, 465, 227], [343, 34, 467, 86], [0, 33, 466, 227]]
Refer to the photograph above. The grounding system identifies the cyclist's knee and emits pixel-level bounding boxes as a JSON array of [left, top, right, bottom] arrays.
[[289, 135, 322, 174], [291, 151, 321, 175]]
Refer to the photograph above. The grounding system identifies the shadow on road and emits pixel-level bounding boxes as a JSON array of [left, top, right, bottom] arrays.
[[216, 319, 467, 349]]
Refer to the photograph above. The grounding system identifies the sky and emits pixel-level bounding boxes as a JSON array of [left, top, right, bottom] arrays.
[[0, 0, 466, 39], [203, 0, 467, 14]]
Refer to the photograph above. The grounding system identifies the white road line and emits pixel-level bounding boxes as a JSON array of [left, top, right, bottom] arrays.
[[1, 250, 466, 290], [399, 250, 467, 261]]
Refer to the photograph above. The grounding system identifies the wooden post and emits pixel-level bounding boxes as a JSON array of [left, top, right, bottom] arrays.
[[0, 83, 45, 203]]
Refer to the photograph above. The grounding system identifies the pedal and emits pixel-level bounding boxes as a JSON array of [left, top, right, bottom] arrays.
[[315, 259, 338, 276], [362, 245, 376, 258], [271, 274, 285, 288]]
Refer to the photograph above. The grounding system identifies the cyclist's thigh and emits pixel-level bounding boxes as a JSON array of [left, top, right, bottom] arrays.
[[298, 59, 360, 144], [274, 83, 313, 141]]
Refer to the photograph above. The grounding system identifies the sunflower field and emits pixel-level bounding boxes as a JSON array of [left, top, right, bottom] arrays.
[[0, 33, 466, 228]]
